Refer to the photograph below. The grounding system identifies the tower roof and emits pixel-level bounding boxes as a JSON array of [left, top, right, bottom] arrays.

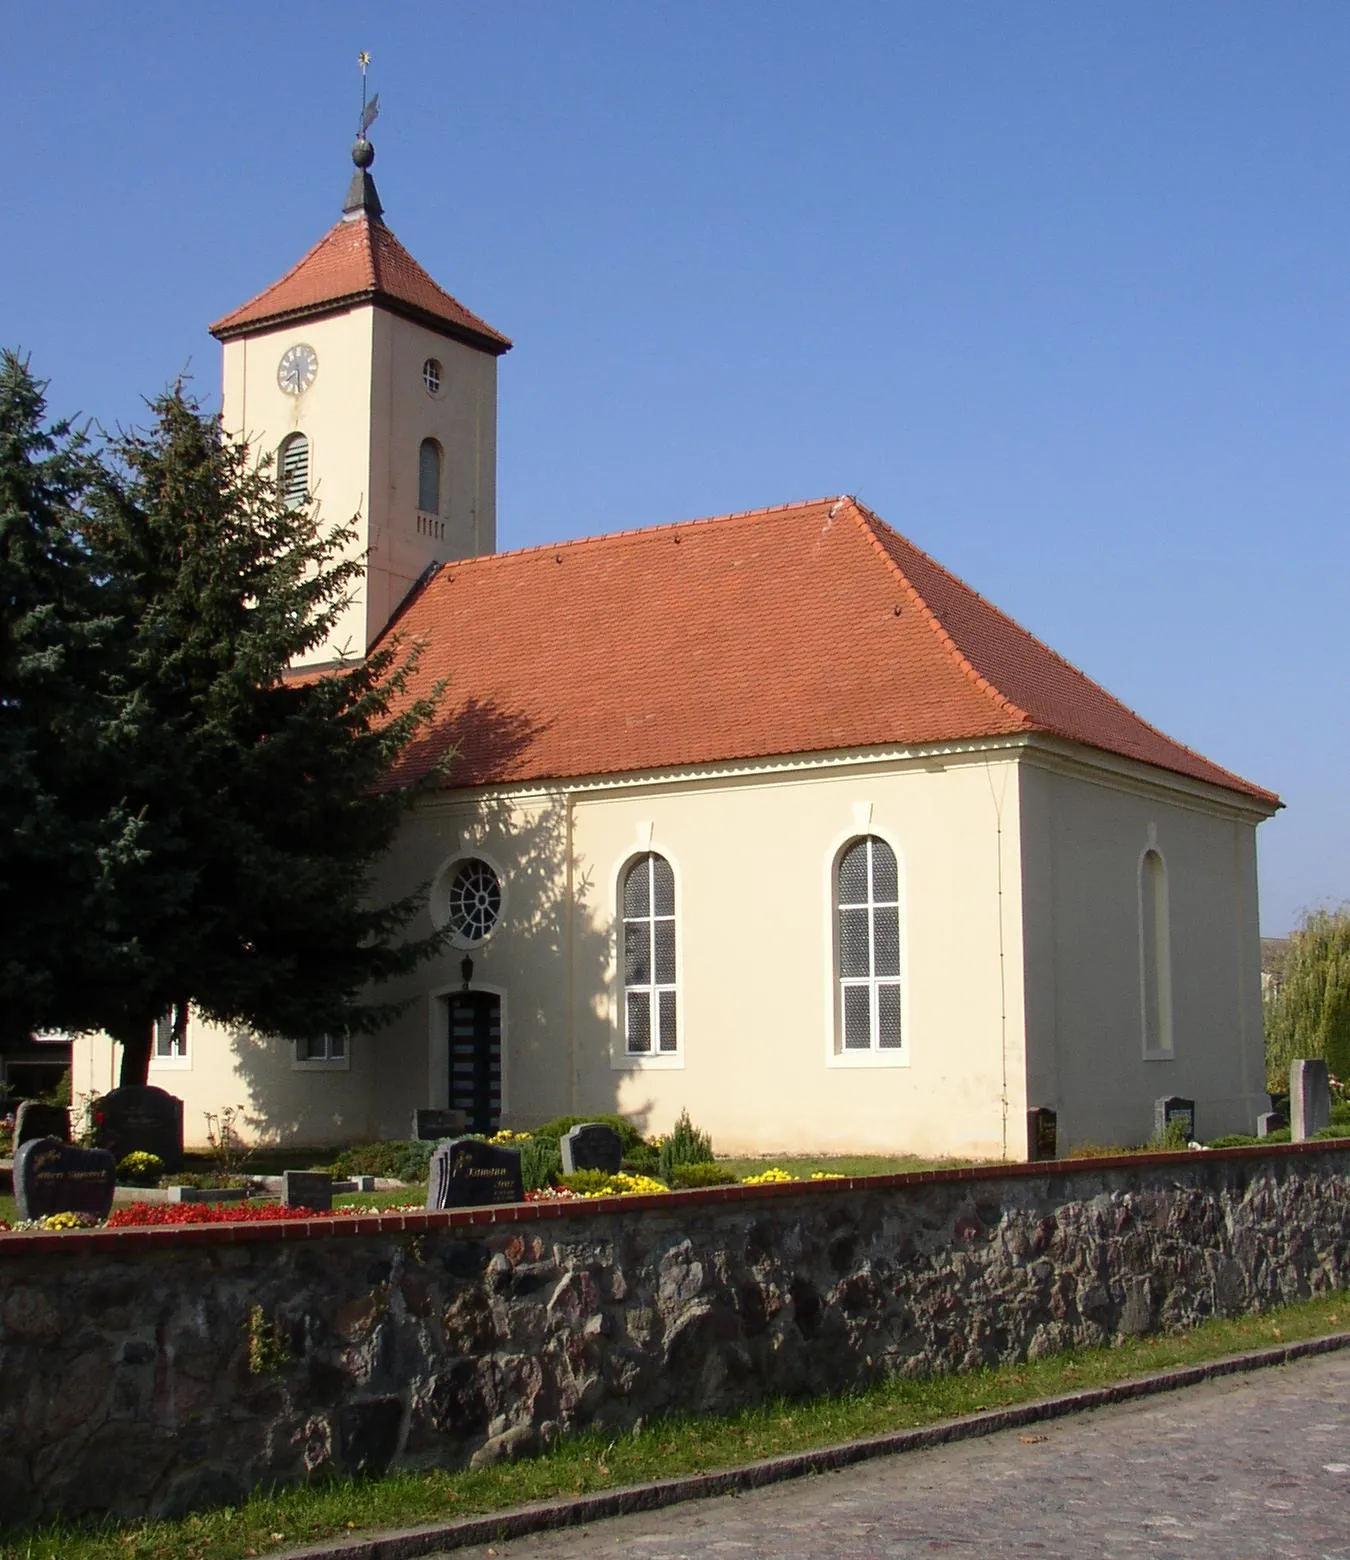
[[209, 211, 512, 355], [373, 496, 1279, 807]]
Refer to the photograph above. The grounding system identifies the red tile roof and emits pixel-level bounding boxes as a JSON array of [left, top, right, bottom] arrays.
[[209, 213, 511, 355], [381, 497, 1278, 805]]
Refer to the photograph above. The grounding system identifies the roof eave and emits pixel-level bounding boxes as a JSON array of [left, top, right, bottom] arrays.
[[210, 291, 512, 355]]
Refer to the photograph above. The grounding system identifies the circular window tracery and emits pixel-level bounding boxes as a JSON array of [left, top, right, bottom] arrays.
[[446, 858, 501, 942]]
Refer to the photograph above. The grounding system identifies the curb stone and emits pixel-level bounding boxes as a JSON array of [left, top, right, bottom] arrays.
[[276, 1331, 1350, 1560]]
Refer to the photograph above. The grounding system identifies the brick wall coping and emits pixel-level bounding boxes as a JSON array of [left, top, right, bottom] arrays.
[[2, 1138, 1347, 1258]]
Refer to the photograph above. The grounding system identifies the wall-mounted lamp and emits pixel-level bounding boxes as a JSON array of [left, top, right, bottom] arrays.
[[460, 952, 474, 991]]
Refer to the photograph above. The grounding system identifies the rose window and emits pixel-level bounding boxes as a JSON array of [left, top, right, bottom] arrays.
[[447, 859, 502, 942]]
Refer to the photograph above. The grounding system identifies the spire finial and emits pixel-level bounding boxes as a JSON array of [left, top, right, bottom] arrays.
[[344, 51, 384, 221]]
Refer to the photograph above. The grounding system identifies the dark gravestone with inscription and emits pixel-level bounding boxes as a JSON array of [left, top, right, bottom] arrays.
[[1025, 1107, 1057, 1163], [15, 1137, 116, 1221], [92, 1085, 184, 1172], [560, 1122, 624, 1176], [426, 1138, 524, 1210], [1154, 1095, 1196, 1144], [14, 1101, 71, 1151], [413, 1108, 467, 1142], [283, 1170, 333, 1212]]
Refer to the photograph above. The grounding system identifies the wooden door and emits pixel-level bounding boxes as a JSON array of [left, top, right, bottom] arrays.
[[447, 992, 501, 1134]]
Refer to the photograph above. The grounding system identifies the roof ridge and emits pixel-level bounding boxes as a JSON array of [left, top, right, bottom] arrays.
[[845, 498, 1033, 728], [437, 495, 845, 574], [857, 503, 1278, 803]]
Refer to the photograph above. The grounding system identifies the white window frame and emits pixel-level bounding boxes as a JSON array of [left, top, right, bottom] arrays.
[[1138, 842, 1174, 1060], [291, 1033, 350, 1072], [825, 829, 910, 1068], [422, 357, 443, 396], [149, 1012, 191, 1072], [611, 847, 684, 1070]]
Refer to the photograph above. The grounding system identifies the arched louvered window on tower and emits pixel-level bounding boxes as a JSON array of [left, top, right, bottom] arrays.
[[278, 433, 309, 509], [836, 835, 903, 1053], [418, 438, 442, 515], [622, 852, 678, 1054]]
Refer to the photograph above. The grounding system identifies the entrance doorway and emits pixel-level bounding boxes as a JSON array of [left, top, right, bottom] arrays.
[[447, 991, 502, 1134]]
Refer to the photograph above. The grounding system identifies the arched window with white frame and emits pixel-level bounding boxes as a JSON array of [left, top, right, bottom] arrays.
[[836, 835, 903, 1052], [1140, 847, 1173, 1055], [278, 432, 309, 509], [418, 437, 442, 515], [622, 852, 677, 1054]]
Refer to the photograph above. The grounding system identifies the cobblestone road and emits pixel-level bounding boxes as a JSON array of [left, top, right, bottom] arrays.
[[451, 1353, 1350, 1559]]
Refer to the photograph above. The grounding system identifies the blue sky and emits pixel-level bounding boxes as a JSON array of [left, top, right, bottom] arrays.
[[6, 3, 1347, 934]]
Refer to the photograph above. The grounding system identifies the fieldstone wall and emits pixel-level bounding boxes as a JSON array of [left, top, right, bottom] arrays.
[[3, 1143, 1350, 1526]]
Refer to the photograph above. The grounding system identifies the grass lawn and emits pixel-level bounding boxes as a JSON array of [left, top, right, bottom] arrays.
[[2, 1291, 1346, 1560], [714, 1153, 980, 1179]]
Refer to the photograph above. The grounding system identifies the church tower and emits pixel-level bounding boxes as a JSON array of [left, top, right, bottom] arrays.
[[210, 120, 511, 664]]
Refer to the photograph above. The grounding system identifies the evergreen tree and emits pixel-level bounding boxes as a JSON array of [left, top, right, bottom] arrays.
[[1265, 906, 1350, 1089], [85, 385, 447, 1084], [0, 351, 139, 1045]]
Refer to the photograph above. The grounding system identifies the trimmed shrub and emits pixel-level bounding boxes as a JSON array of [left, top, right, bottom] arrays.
[[329, 1140, 434, 1184], [1205, 1134, 1260, 1149], [530, 1114, 648, 1155], [658, 1108, 714, 1182], [669, 1161, 737, 1189]]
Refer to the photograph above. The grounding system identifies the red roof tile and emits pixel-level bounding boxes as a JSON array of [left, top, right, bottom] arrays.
[[380, 497, 1278, 805], [209, 214, 511, 354]]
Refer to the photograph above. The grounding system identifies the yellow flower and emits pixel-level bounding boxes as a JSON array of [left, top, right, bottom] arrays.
[[581, 1172, 667, 1198], [742, 1167, 798, 1186], [810, 1171, 845, 1181]]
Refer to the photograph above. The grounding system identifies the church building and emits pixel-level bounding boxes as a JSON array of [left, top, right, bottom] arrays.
[[74, 130, 1281, 1160]]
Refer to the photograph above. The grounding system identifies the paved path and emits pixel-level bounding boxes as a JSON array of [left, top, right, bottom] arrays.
[[450, 1353, 1350, 1559]]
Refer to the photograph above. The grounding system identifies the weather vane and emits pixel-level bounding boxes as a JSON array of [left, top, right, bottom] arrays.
[[357, 50, 379, 139]]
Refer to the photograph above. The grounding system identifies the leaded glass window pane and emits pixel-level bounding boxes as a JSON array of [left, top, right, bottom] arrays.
[[653, 856, 675, 915], [626, 991, 651, 1053], [623, 856, 650, 918], [658, 990, 677, 1052], [873, 907, 900, 977], [838, 840, 869, 904], [871, 841, 898, 902], [877, 985, 902, 1049], [625, 921, 651, 985], [654, 921, 676, 984], [839, 908, 870, 979], [843, 986, 871, 1049]]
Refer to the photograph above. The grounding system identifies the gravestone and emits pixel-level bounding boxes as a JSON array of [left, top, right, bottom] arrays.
[[1257, 1111, 1286, 1138], [14, 1137, 116, 1222], [425, 1138, 524, 1210], [413, 1108, 467, 1142], [561, 1122, 624, 1176], [1025, 1107, 1057, 1163], [283, 1170, 333, 1212], [14, 1101, 71, 1151], [91, 1085, 184, 1172], [1290, 1059, 1331, 1142], [1154, 1095, 1196, 1144]]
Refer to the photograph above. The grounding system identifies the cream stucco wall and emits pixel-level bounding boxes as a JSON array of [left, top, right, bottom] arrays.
[[1018, 749, 1270, 1149], [69, 742, 1272, 1161], [220, 305, 497, 664]]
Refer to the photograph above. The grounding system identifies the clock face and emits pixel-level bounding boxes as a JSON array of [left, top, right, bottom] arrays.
[[277, 343, 318, 396]]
